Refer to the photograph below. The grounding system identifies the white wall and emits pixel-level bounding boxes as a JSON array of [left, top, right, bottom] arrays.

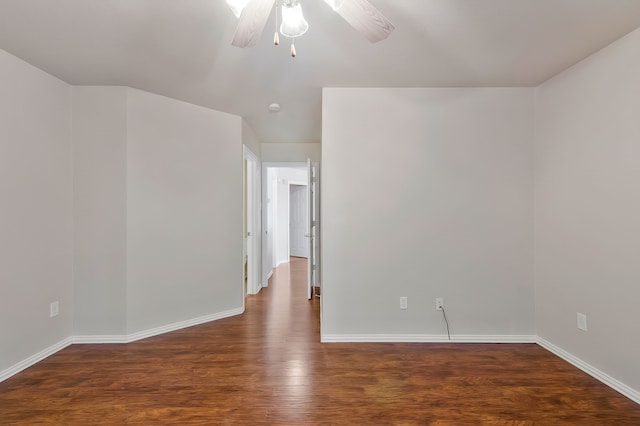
[[242, 119, 261, 158], [0, 50, 74, 372], [277, 167, 308, 184], [262, 143, 321, 162], [0, 51, 249, 379], [126, 89, 243, 333], [322, 88, 535, 338], [72, 86, 127, 336], [534, 27, 640, 392], [73, 86, 245, 337], [1, 66, 247, 376]]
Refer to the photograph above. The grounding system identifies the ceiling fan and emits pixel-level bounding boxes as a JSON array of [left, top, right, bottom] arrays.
[[226, 0, 395, 54]]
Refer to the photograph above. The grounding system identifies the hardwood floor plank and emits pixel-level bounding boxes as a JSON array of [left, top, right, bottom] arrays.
[[1, 257, 639, 424]]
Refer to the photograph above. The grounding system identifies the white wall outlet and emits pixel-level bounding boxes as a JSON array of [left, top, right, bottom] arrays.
[[50, 301, 59, 318], [400, 296, 408, 310], [577, 312, 587, 331], [435, 297, 444, 310]]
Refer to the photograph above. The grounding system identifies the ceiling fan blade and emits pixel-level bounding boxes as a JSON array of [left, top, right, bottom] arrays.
[[231, 0, 275, 48], [333, 0, 395, 43]]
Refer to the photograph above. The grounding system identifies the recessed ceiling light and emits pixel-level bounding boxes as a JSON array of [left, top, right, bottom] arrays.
[[268, 103, 281, 112]]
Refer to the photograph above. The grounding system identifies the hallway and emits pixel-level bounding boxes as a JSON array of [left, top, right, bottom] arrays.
[[1, 258, 639, 424]]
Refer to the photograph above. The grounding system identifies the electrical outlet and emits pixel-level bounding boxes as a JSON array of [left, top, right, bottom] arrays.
[[435, 297, 444, 310], [50, 301, 59, 318], [400, 296, 408, 310], [577, 312, 587, 331]]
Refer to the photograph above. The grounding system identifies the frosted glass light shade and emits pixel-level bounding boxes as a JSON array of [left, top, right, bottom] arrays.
[[323, 0, 345, 11], [280, 2, 309, 38], [226, 0, 250, 18]]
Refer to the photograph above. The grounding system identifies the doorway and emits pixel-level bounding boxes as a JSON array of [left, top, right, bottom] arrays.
[[261, 162, 320, 300], [243, 145, 261, 299]]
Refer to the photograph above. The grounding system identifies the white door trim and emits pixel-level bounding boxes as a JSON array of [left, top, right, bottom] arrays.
[[261, 162, 318, 282], [243, 145, 261, 297]]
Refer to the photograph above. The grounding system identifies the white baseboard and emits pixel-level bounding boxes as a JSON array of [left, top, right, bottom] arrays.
[[321, 334, 537, 343], [125, 307, 244, 343], [322, 334, 639, 404], [248, 283, 263, 296], [262, 270, 273, 287], [73, 335, 129, 344], [0, 307, 244, 383], [0, 337, 74, 382], [536, 337, 640, 404], [275, 259, 290, 268]]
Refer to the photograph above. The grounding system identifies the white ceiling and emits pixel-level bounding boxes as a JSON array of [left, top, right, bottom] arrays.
[[1, 0, 640, 144]]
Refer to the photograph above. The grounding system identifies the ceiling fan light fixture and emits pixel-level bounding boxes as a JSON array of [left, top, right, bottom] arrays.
[[280, 1, 309, 38], [323, 0, 345, 11], [226, 0, 250, 18]]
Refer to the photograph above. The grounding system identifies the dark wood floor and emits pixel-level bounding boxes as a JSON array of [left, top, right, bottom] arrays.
[[1, 257, 639, 425]]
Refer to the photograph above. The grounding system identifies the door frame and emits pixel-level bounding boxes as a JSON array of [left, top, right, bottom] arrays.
[[306, 160, 321, 300], [243, 145, 261, 298], [261, 162, 319, 288]]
